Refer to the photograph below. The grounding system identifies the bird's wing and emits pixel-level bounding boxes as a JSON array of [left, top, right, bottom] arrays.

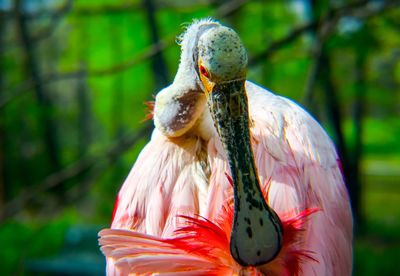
[[111, 129, 209, 238], [100, 216, 243, 276], [100, 229, 213, 275], [101, 195, 317, 276], [245, 81, 353, 276]]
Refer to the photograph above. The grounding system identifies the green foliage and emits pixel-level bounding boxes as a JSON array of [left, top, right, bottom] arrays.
[[0, 210, 76, 275], [1, 0, 399, 274], [355, 241, 400, 276], [354, 174, 400, 275], [342, 118, 400, 157]]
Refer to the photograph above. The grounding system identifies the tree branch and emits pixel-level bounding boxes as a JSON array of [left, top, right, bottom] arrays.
[[2, 0, 72, 52], [249, 0, 398, 66], [0, 70, 86, 109], [15, 0, 63, 172], [0, 0, 250, 105], [0, 121, 153, 221], [3, 0, 396, 109], [69, 0, 226, 16], [89, 0, 392, 76], [0, 0, 72, 19], [86, 0, 250, 77]]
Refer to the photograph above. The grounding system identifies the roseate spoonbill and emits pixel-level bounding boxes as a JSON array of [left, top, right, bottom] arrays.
[[99, 18, 353, 275]]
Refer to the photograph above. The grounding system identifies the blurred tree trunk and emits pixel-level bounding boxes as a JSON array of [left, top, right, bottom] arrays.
[[317, 50, 362, 228], [318, 49, 349, 172], [303, 0, 331, 119], [110, 18, 125, 137], [108, 17, 126, 195], [212, 0, 243, 27], [349, 51, 367, 230], [143, 0, 169, 90], [77, 23, 92, 157], [306, 0, 358, 224], [260, 0, 274, 86], [14, 0, 62, 174], [0, 13, 5, 208], [67, 25, 93, 201], [77, 63, 91, 157]]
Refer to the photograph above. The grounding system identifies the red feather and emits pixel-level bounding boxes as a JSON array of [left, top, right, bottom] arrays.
[[337, 158, 344, 176], [111, 194, 119, 223], [101, 189, 319, 275], [142, 100, 155, 122]]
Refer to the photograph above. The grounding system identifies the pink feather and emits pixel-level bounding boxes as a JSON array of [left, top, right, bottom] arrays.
[[100, 191, 319, 275], [104, 81, 353, 275]]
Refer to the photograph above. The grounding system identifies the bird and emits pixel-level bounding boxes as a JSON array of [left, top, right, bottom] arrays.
[[99, 18, 353, 275]]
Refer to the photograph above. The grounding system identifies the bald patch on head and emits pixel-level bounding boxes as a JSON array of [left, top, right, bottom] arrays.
[[198, 26, 248, 82]]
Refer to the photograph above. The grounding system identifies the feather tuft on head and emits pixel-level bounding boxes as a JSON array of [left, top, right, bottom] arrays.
[[142, 100, 155, 122], [176, 18, 218, 46]]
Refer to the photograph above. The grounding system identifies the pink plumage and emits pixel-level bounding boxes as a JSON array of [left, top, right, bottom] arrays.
[[101, 81, 352, 275], [101, 16, 352, 276], [100, 187, 319, 275]]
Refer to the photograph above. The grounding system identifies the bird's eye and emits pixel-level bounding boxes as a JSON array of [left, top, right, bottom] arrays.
[[199, 65, 209, 78]]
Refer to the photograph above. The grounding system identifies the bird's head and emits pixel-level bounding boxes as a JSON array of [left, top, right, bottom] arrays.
[[196, 25, 248, 93], [190, 23, 250, 138], [154, 19, 248, 139]]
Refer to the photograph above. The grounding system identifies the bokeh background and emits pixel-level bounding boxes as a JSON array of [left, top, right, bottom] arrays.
[[0, 0, 399, 275]]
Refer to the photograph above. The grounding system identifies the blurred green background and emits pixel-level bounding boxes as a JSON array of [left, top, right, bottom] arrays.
[[0, 0, 399, 275]]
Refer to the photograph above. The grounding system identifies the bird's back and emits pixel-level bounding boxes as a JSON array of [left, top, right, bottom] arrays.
[[244, 81, 353, 275]]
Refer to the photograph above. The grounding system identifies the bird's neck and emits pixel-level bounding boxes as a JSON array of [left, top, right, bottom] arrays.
[[207, 81, 263, 206], [208, 81, 283, 266], [210, 82, 260, 197]]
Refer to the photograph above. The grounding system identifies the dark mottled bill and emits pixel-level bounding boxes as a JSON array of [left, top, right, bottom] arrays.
[[207, 79, 283, 266]]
